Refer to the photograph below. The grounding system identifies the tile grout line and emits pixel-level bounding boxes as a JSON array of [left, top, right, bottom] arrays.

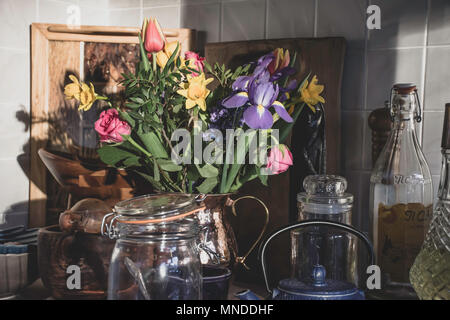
[[313, 0, 318, 37], [264, 0, 269, 39], [420, 0, 431, 146], [36, 0, 40, 21], [361, 0, 370, 171], [219, 0, 223, 42]]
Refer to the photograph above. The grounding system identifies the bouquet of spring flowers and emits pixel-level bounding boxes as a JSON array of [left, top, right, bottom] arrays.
[[65, 18, 325, 194]]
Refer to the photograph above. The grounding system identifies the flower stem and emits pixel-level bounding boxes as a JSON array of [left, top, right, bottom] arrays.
[[127, 136, 152, 158], [127, 136, 183, 192], [152, 52, 156, 72]]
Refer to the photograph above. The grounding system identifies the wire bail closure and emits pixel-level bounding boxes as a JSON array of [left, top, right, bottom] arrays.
[[100, 205, 206, 240], [389, 85, 422, 123]]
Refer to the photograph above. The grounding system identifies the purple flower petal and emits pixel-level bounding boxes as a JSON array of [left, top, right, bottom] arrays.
[[271, 100, 293, 123], [222, 91, 249, 108], [251, 82, 278, 107], [285, 79, 298, 91], [254, 53, 274, 77], [232, 76, 252, 91], [270, 67, 296, 81], [243, 105, 273, 129]]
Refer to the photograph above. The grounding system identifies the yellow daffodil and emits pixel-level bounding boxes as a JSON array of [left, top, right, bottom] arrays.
[[155, 41, 180, 68], [177, 73, 213, 111], [64, 75, 82, 100], [299, 75, 325, 113], [78, 82, 97, 111], [64, 75, 103, 111]]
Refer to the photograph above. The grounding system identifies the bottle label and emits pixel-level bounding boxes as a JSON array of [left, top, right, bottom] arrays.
[[393, 174, 425, 184], [377, 202, 432, 283]]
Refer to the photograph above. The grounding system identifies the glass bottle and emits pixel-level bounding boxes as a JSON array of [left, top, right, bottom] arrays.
[[409, 103, 450, 300], [369, 83, 433, 298]]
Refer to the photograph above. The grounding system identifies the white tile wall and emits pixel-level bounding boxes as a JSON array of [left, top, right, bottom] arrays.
[[221, 0, 266, 41], [267, 0, 315, 39], [0, 0, 448, 232]]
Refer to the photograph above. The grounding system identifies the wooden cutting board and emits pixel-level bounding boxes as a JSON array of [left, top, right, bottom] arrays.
[[205, 37, 346, 285]]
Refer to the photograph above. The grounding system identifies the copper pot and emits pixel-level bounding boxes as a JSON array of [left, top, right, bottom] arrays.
[[196, 194, 269, 269]]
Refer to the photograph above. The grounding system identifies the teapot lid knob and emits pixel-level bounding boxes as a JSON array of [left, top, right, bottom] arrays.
[[312, 265, 327, 286]]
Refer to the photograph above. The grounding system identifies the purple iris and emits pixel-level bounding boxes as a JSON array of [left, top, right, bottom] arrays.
[[279, 79, 298, 102], [222, 79, 293, 129]]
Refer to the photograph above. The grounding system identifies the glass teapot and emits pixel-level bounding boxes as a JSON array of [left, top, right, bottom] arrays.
[[236, 220, 374, 300]]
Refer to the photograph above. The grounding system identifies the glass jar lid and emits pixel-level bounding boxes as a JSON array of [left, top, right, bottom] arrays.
[[114, 193, 201, 222], [102, 193, 205, 239], [297, 175, 353, 214]]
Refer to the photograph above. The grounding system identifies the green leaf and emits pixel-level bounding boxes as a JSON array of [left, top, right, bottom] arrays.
[[137, 132, 169, 158], [136, 171, 164, 190], [204, 61, 213, 74], [278, 102, 305, 143], [156, 159, 182, 172], [97, 145, 137, 166], [138, 34, 150, 72], [187, 165, 200, 181], [162, 42, 180, 75], [153, 162, 160, 181], [123, 156, 140, 167], [173, 104, 183, 113], [119, 110, 135, 128], [125, 102, 141, 109], [196, 177, 218, 194], [196, 164, 219, 178], [257, 169, 269, 186]]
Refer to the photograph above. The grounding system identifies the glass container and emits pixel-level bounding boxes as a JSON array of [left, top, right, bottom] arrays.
[[409, 103, 450, 300], [293, 175, 357, 284], [369, 83, 433, 298], [103, 193, 205, 300]]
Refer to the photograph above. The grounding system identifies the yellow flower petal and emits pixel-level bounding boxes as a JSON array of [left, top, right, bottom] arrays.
[[197, 99, 206, 111], [177, 89, 188, 98], [156, 50, 169, 68], [164, 41, 180, 58], [185, 99, 196, 109]]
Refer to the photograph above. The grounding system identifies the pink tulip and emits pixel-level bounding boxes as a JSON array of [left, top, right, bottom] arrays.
[[185, 51, 205, 76], [144, 18, 165, 54], [94, 109, 131, 143], [266, 144, 293, 175]]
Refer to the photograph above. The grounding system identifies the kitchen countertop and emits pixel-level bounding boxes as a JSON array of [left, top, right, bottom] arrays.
[[11, 278, 266, 300]]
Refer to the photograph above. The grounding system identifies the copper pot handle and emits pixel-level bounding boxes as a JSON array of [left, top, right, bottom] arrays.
[[227, 196, 270, 270]]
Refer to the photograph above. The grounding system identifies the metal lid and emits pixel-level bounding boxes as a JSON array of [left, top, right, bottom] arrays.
[[297, 175, 353, 214], [278, 265, 360, 299]]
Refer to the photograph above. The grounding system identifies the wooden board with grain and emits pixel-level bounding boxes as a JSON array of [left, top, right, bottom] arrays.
[[30, 23, 195, 227], [205, 37, 346, 284]]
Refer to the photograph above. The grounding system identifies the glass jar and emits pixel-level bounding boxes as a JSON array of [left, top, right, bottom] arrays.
[[103, 193, 205, 300], [293, 175, 357, 284], [369, 83, 433, 298]]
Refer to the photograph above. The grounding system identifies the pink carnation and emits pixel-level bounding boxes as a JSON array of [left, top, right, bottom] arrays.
[[94, 108, 131, 143], [185, 51, 205, 77], [266, 144, 293, 175]]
